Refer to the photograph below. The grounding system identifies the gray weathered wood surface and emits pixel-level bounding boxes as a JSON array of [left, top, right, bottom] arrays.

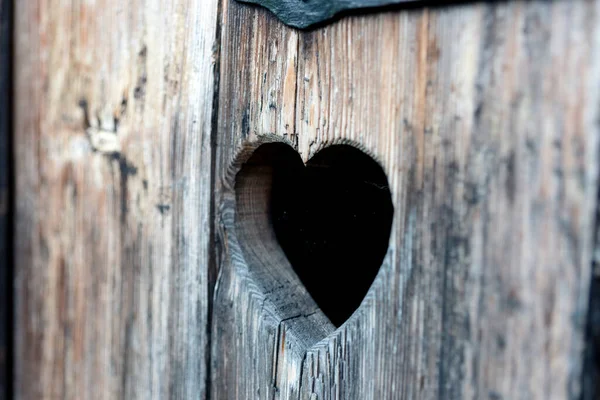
[[14, 0, 219, 398], [211, 1, 600, 399], [14, 0, 600, 399], [0, 0, 11, 397]]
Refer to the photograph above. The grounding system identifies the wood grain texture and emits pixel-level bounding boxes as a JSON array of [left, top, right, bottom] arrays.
[[14, 0, 219, 398], [212, 1, 600, 399], [0, 0, 11, 398]]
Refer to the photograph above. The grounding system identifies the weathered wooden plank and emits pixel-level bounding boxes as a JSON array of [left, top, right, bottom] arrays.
[[0, 0, 11, 398], [14, 1, 219, 398], [212, 1, 600, 399]]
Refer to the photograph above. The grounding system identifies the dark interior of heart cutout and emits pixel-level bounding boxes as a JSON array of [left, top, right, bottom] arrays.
[[238, 142, 394, 327]]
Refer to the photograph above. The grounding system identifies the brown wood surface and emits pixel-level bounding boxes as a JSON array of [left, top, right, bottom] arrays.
[[211, 1, 600, 399], [14, 0, 220, 398], [0, 0, 11, 397]]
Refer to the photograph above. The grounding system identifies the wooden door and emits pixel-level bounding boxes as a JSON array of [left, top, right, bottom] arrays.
[[12, 0, 600, 399]]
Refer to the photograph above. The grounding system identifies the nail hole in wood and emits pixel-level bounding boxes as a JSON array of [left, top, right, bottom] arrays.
[[235, 142, 394, 327]]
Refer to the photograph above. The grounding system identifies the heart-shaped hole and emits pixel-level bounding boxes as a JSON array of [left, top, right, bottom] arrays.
[[234, 142, 394, 327]]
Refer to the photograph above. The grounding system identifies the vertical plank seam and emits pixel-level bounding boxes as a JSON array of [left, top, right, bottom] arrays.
[[205, 0, 224, 399]]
